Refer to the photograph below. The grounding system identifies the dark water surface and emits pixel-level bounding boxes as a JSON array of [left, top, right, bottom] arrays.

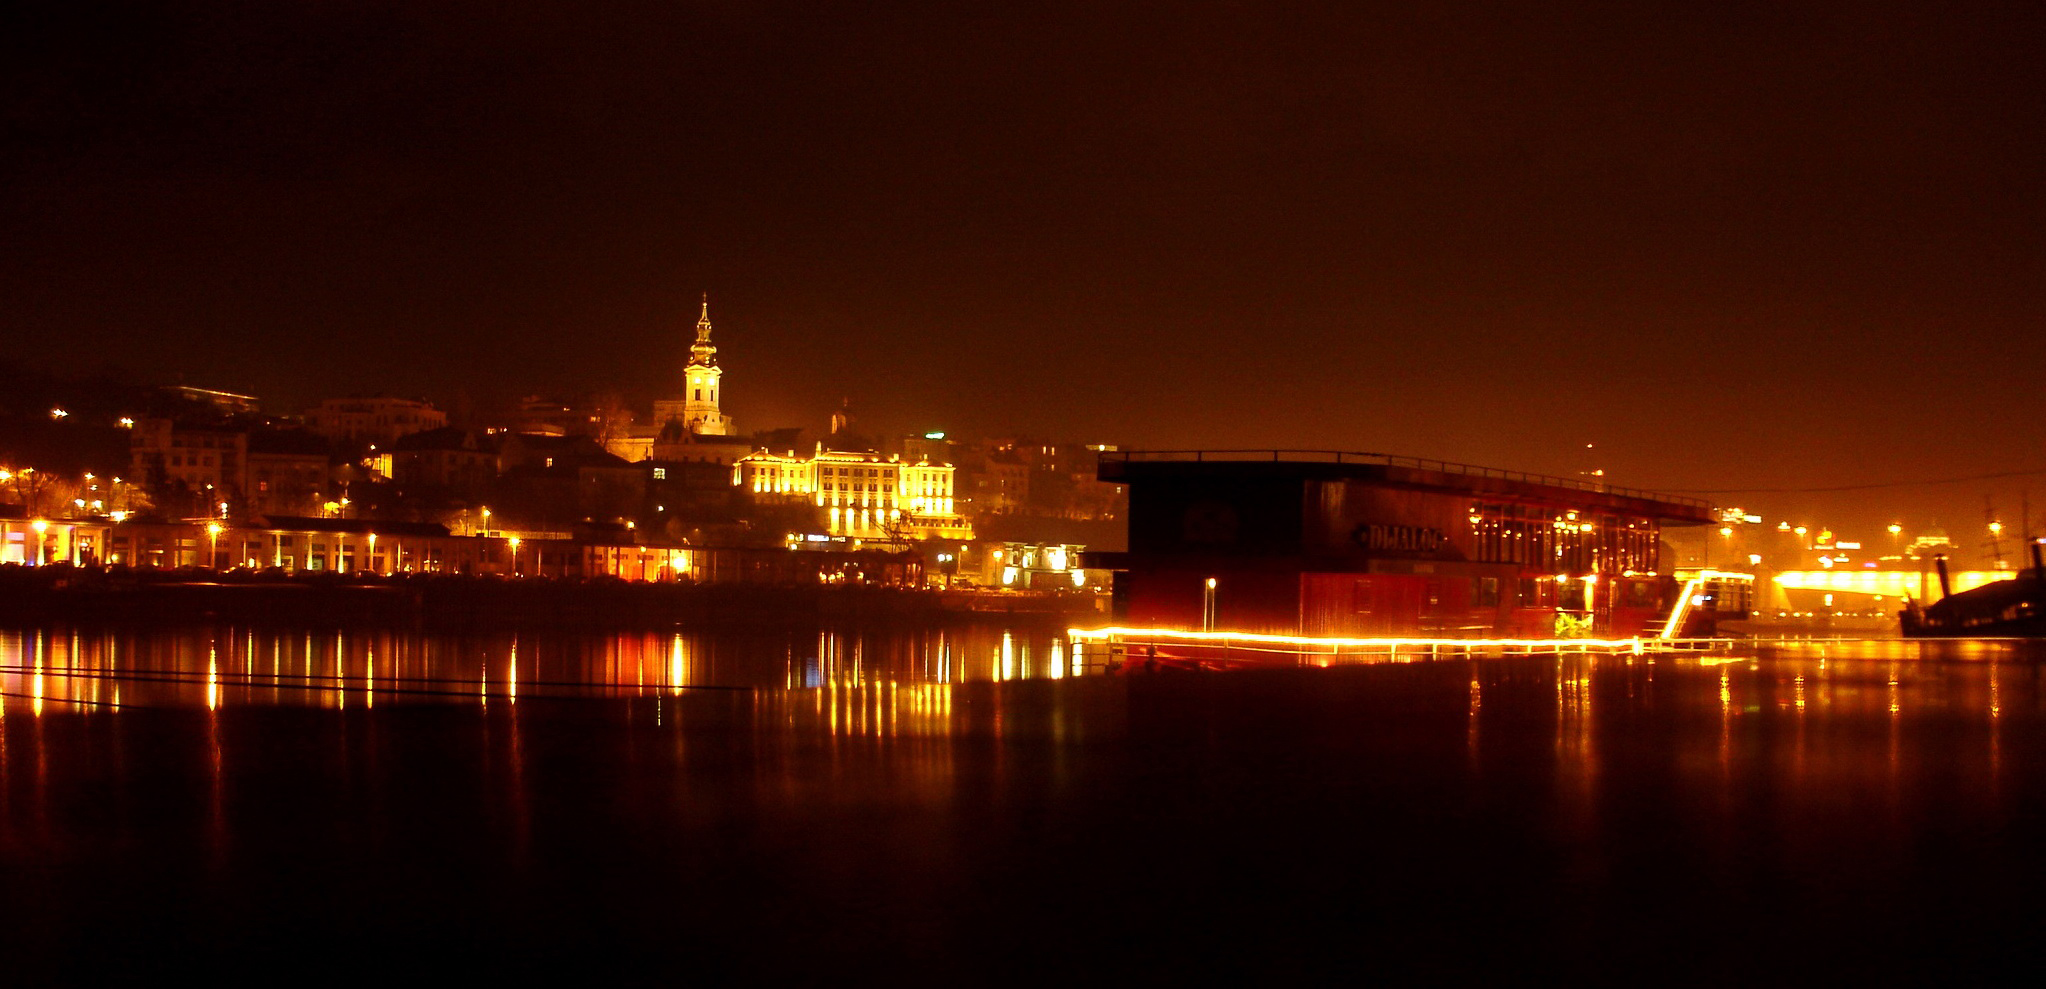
[[5, 628, 2046, 982]]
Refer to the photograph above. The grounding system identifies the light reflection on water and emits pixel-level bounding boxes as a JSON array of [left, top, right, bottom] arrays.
[[0, 625, 1091, 710], [3, 628, 2041, 814], [3, 631, 2046, 981]]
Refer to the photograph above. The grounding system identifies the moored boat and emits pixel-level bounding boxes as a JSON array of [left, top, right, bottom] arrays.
[[1900, 543, 2046, 637]]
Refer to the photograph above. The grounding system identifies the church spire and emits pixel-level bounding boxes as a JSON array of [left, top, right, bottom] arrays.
[[689, 293, 718, 367]]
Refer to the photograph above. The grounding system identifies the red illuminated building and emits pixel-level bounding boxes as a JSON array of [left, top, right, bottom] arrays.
[[1089, 451, 1715, 639]]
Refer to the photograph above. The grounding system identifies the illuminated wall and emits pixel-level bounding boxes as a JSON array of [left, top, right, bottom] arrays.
[[1775, 569, 2016, 599], [737, 450, 972, 541]]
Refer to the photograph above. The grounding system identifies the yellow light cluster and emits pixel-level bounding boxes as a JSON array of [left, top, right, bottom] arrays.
[[1776, 570, 2012, 596]]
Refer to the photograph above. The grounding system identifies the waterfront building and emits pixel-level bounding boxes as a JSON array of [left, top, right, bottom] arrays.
[[0, 512, 103, 566], [1089, 450, 1716, 639], [964, 541, 1104, 590], [74, 516, 920, 586]]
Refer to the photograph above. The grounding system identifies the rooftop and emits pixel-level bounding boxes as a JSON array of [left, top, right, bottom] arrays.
[[1100, 449, 1715, 524]]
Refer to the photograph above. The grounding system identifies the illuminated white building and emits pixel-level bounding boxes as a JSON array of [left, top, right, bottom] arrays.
[[736, 448, 972, 541]]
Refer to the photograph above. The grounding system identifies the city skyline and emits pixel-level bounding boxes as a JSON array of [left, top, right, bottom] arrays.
[[6, 3, 2043, 542]]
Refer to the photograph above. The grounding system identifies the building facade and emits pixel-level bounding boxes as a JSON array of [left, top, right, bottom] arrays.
[[736, 448, 972, 542]]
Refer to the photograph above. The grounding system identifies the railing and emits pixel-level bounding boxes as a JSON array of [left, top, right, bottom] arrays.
[[1067, 626, 1732, 668], [1099, 449, 1712, 511]]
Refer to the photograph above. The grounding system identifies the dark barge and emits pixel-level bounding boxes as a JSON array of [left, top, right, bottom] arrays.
[[1083, 450, 1718, 641], [1901, 542, 2046, 637]]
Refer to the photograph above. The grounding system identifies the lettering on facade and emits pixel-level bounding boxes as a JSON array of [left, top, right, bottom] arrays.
[[1353, 523, 1446, 555]]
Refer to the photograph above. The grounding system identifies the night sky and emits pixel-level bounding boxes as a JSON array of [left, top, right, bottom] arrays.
[[6, 2, 2044, 539]]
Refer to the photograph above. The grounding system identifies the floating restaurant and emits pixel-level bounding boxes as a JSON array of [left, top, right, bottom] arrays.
[[1084, 451, 1718, 641], [3, 515, 922, 586]]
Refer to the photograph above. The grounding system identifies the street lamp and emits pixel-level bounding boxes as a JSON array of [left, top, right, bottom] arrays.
[[206, 521, 223, 569], [508, 535, 523, 576], [30, 519, 49, 565]]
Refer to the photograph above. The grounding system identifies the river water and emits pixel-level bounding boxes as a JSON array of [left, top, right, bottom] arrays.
[[4, 627, 2046, 981]]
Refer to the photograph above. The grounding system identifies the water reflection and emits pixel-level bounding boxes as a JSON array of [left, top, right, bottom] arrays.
[[0, 625, 1097, 710], [2, 631, 2045, 981]]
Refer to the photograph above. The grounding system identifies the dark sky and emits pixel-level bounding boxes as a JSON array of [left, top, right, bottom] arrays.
[[6, 1, 2045, 543]]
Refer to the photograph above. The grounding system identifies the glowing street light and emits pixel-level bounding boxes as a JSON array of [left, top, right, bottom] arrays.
[[206, 521, 224, 569], [508, 535, 523, 576]]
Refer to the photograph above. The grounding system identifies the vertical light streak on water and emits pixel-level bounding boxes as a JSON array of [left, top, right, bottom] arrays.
[[31, 630, 47, 718], [670, 634, 687, 696], [68, 630, 86, 708], [1887, 660, 1903, 815], [1467, 668, 1482, 766], [0, 633, 10, 820], [508, 635, 519, 705], [1049, 640, 1066, 680], [1000, 631, 1014, 682], [1718, 668, 1732, 780], [498, 660, 530, 869], [366, 636, 376, 710], [1792, 673, 1808, 782], [1989, 659, 2002, 790], [207, 641, 225, 869]]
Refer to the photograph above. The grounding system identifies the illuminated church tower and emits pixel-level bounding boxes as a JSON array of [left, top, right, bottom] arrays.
[[673, 295, 732, 436]]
